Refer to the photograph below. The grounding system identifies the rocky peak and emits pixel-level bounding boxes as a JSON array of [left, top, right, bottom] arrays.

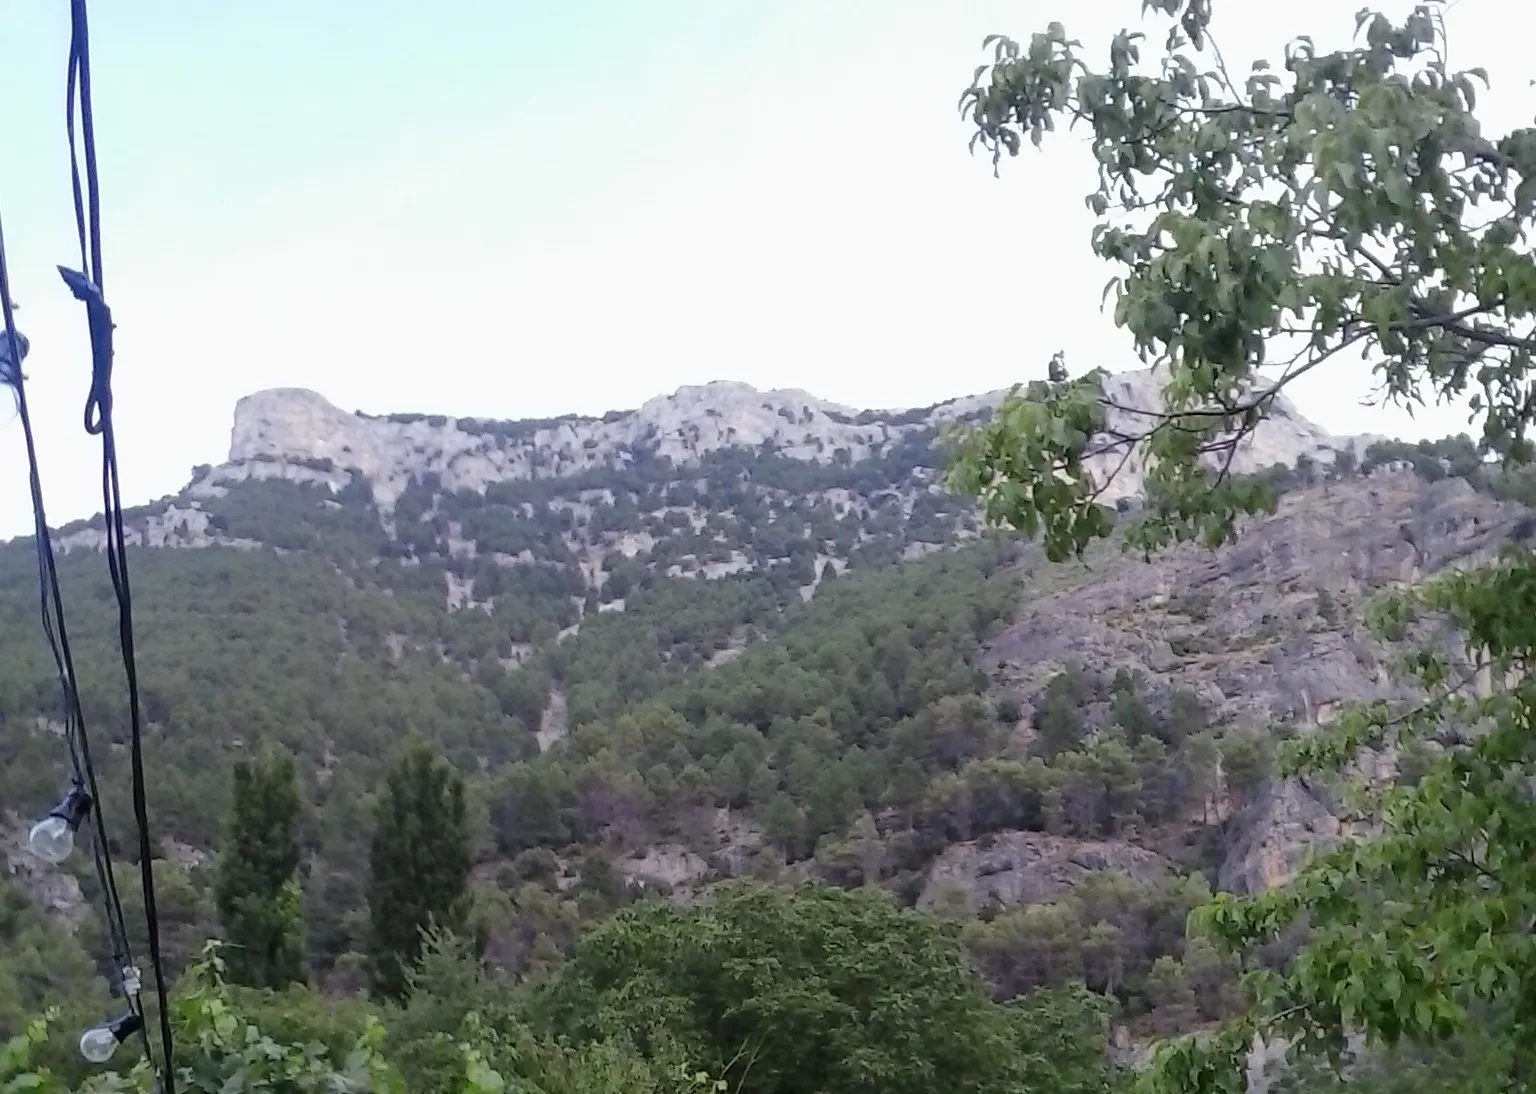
[[1086, 366, 1355, 503], [204, 367, 1362, 513], [229, 387, 374, 466]]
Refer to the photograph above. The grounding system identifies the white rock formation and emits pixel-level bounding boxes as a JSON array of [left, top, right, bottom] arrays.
[[1084, 366, 1354, 503], [46, 367, 1363, 559], [209, 381, 897, 510], [194, 368, 1362, 514]]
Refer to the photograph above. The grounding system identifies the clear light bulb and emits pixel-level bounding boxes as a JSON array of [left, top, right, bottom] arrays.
[[78, 1012, 141, 1066], [27, 784, 92, 866], [27, 814, 74, 865], [78, 1024, 122, 1064]]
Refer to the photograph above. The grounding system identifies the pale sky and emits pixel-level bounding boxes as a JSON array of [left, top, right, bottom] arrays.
[[0, 0, 1530, 537]]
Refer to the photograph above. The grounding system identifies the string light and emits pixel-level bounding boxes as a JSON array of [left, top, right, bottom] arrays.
[[79, 1013, 144, 1065], [0, 1, 175, 1086], [26, 782, 93, 865], [63, 0, 177, 1084]]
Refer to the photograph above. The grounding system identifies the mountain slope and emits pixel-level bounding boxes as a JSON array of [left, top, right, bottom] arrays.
[[0, 368, 1517, 1042]]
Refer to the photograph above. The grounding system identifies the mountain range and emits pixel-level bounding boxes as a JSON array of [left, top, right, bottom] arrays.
[[0, 365, 1520, 1053], [62, 368, 1358, 545]]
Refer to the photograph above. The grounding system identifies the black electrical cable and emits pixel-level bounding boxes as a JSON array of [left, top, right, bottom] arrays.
[[62, 4, 177, 1089], [0, 212, 149, 1062]]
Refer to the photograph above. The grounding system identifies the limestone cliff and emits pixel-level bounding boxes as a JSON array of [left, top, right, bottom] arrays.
[[55, 366, 1361, 561], [204, 367, 1360, 512], [980, 469, 1527, 895]]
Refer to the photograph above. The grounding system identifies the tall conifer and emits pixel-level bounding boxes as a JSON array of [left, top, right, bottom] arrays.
[[213, 749, 305, 988], [365, 738, 471, 1000]]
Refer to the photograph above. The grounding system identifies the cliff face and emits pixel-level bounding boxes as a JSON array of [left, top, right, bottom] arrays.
[[979, 469, 1525, 895], [54, 367, 1361, 562], [209, 367, 1359, 511], [212, 382, 904, 513], [1088, 367, 1358, 499]]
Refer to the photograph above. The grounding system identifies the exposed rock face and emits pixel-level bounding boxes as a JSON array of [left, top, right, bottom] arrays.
[[50, 366, 1365, 570], [56, 503, 263, 554], [228, 388, 371, 473], [919, 831, 1173, 912], [1218, 779, 1343, 894], [984, 469, 1528, 892], [2, 817, 87, 929], [215, 382, 899, 513], [207, 368, 1361, 513], [616, 844, 711, 891], [989, 471, 1518, 725], [535, 688, 570, 753]]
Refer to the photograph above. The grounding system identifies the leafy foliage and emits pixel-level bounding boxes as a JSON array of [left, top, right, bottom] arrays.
[[538, 880, 1113, 1094], [0, 892, 1118, 1094], [0, 878, 108, 1043], [950, 1, 1536, 1089], [951, 0, 1536, 562], [0, 944, 397, 1093]]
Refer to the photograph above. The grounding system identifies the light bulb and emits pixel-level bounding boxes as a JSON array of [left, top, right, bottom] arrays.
[[26, 783, 92, 865], [27, 814, 74, 864], [78, 1013, 142, 1065], [78, 1025, 120, 1064], [77, 1014, 140, 1063]]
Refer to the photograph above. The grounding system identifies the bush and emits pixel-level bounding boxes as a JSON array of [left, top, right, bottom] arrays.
[[0, 941, 723, 1094]]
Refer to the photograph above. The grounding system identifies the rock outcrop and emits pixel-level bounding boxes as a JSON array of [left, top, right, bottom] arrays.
[[211, 382, 897, 513], [2, 816, 87, 929], [203, 368, 1361, 513], [919, 830, 1173, 912], [55, 366, 1363, 562], [983, 469, 1528, 893]]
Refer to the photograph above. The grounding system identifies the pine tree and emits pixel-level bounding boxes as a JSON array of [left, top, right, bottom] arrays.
[[366, 738, 471, 1000], [213, 749, 306, 989]]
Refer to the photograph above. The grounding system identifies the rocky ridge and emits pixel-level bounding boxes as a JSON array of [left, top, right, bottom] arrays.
[[54, 367, 1365, 564], [211, 369, 1357, 510]]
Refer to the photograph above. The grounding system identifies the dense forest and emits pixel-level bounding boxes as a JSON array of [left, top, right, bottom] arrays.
[[9, 0, 1536, 1079]]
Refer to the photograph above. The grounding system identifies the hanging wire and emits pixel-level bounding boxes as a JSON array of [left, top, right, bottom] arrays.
[[59, 1, 177, 1088], [0, 211, 151, 1071]]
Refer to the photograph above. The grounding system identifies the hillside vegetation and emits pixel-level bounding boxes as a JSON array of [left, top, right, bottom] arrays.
[[1, 405, 1523, 1092], [9, 0, 1536, 1087]]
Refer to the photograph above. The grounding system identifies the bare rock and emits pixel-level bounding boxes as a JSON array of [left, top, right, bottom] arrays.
[[203, 366, 1365, 518], [1085, 366, 1354, 504], [535, 688, 570, 753], [615, 843, 711, 891], [986, 469, 1529, 895], [919, 830, 1173, 912], [1218, 780, 1343, 894], [2, 816, 88, 929]]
